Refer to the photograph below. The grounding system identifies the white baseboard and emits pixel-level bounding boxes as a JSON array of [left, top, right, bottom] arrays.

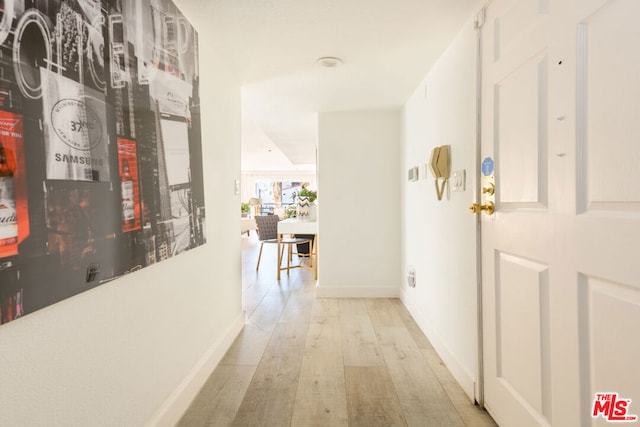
[[315, 285, 400, 298], [146, 313, 245, 427], [400, 290, 476, 401]]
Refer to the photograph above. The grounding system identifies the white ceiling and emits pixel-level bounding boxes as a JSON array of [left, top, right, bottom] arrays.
[[179, 0, 482, 171]]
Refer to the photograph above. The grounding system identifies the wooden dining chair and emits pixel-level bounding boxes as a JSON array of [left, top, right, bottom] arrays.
[[254, 215, 312, 271]]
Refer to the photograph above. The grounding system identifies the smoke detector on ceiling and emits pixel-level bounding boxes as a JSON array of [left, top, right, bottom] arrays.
[[315, 56, 343, 68]]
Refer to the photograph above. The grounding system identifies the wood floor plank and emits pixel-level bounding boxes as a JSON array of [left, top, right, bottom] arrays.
[[422, 348, 497, 427], [339, 299, 385, 366], [297, 278, 318, 296], [291, 316, 348, 426], [339, 298, 368, 315], [345, 366, 407, 426], [177, 364, 257, 427], [310, 298, 340, 323], [278, 291, 314, 324], [219, 324, 271, 366], [242, 285, 270, 318], [268, 275, 301, 295], [377, 326, 465, 426], [389, 299, 434, 350], [366, 298, 405, 328], [245, 294, 289, 331], [231, 320, 308, 426], [242, 294, 264, 318]]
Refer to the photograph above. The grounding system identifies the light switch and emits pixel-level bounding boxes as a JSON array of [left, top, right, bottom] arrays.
[[419, 164, 428, 180], [452, 169, 466, 192]]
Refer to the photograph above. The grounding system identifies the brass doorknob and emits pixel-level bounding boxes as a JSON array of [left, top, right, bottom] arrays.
[[469, 201, 495, 215]]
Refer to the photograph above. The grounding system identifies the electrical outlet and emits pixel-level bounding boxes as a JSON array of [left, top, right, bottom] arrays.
[[407, 266, 416, 288]]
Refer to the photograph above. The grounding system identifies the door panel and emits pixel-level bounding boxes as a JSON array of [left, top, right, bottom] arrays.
[[496, 252, 550, 417], [579, 276, 640, 426], [577, 0, 640, 211], [496, 52, 548, 207]]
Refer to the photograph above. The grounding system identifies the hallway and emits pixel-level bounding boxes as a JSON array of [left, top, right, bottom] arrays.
[[178, 233, 496, 426]]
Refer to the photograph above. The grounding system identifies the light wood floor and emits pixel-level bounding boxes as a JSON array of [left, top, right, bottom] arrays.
[[178, 233, 497, 426]]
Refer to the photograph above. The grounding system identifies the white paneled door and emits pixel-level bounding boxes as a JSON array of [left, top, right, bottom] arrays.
[[478, 0, 640, 426]]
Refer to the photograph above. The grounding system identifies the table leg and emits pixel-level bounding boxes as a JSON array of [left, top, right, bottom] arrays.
[[287, 243, 291, 274], [277, 233, 281, 280]]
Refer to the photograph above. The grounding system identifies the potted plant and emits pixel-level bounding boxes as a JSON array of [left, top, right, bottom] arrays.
[[241, 202, 250, 217], [295, 184, 317, 221], [297, 186, 317, 203]]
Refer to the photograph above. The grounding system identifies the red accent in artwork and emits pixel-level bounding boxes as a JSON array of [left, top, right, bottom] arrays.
[[117, 137, 141, 232], [0, 111, 28, 258]]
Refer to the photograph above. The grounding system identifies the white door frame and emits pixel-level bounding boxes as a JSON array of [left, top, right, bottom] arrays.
[[473, 3, 490, 408]]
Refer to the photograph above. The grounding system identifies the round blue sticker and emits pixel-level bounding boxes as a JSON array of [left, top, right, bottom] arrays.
[[482, 157, 494, 176]]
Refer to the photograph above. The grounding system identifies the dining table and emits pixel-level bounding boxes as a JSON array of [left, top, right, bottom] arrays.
[[277, 218, 318, 280]]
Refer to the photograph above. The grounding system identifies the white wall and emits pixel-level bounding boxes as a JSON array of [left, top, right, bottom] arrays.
[[317, 110, 401, 297], [0, 6, 244, 426], [401, 18, 478, 400]]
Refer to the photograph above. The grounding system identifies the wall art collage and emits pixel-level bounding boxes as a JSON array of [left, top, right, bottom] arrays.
[[0, 0, 205, 325]]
